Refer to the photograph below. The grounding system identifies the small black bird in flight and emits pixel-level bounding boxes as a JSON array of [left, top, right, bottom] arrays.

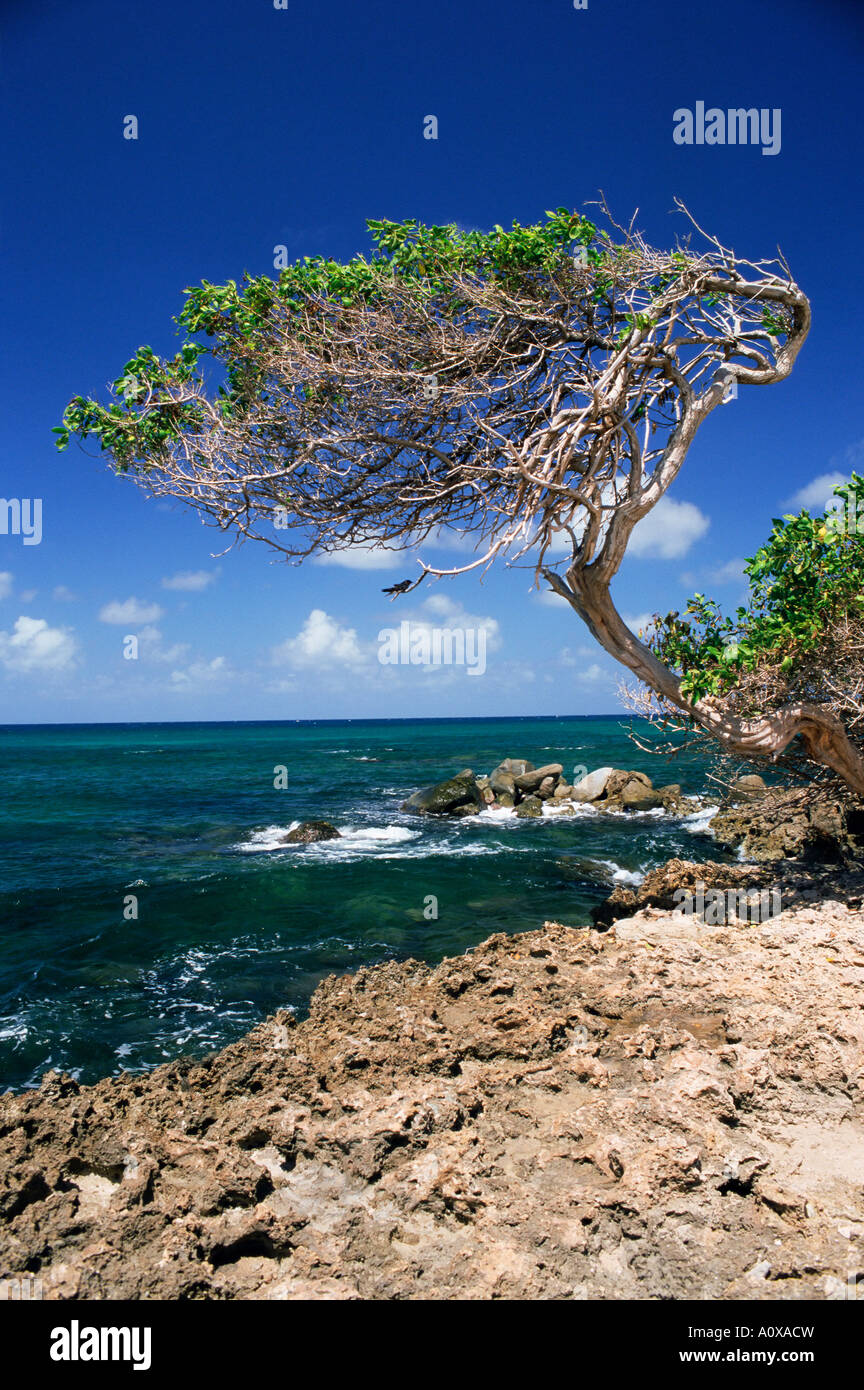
[[381, 578, 414, 598]]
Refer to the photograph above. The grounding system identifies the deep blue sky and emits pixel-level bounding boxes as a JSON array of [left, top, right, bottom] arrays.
[[1, 0, 862, 722]]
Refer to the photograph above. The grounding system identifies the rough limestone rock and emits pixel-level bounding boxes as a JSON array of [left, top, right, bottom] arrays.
[[514, 795, 543, 818], [282, 821, 341, 844], [710, 789, 854, 862], [513, 764, 563, 794], [536, 776, 558, 800], [592, 857, 775, 927], [553, 783, 574, 800], [402, 770, 483, 817], [571, 767, 614, 803], [2, 887, 862, 1301]]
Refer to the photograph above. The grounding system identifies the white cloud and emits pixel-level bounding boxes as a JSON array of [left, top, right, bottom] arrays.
[[559, 645, 613, 684], [309, 528, 484, 572], [137, 626, 190, 664], [629, 498, 709, 559], [536, 585, 571, 606], [787, 439, 864, 514], [422, 594, 462, 618], [272, 608, 369, 669], [19, 589, 37, 603], [425, 527, 483, 554], [577, 663, 606, 683], [0, 572, 12, 601], [52, 585, 77, 602], [708, 557, 748, 584], [0, 616, 78, 673], [622, 612, 656, 638], [170, 657, 231, 686], [161, 569, 219, 592], [312, 544, 406, 571], [99, 597, 164, 625], [529, 495, 707, 579], [559, 644, 601, 667], [404, 595, 502, 652], [787, 472, 849, 513]]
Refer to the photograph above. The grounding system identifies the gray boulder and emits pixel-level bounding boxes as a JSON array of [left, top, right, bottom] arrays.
[[604, 770, 653, 801], [514, 763, 563, 794], [493, 758, 535, 779], [475, 776, 496, 805], [731, 775, 768, 802], [619, 781, 664, 811], [402, 769, 484, 817], [656, 783, 685, 812], [282, 821, 341, 844], [571, 767, 614, 803], [489, 768, 517, 798]]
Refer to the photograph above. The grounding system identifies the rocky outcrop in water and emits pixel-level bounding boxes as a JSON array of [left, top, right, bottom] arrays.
[[402, 769, 485, 817], [709, 787, 864, 863], [593, 854, 864, 927], [592, 857, 774, 926], [281, 821, 341, 844], [573, 767, 687, 813], [2, 882, 862, 1301], [403, 760, 698, 819]]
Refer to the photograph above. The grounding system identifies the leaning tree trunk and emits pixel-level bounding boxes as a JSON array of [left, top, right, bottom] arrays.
[[544, 563, 864, 798], [534, 265, 864, 799]]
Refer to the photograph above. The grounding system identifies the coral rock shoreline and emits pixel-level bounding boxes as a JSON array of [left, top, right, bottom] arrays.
[[2, 883, 863, 1301]]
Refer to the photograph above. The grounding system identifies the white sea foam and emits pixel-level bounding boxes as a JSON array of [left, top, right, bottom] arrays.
[[684, 805, 720, 836], [235, 823, 421, 858], [541, 800, 600, 819], [334, 825, 418, 847], [236, 822, 301, 852], [598, 804, 668, 820], [589, 859, 646, 887], [476, 805, 517, 822], [613, 865, 643, 886], [0, 1018, 28, 1044], [234, 819, 529, 862]]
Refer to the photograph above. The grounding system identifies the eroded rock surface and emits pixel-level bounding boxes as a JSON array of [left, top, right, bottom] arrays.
[[1, 900, 862, 1301], [710, 788, 862, 862]]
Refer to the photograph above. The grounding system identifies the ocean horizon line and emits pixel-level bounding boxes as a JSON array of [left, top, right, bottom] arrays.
[[0, 712, 632, 731]]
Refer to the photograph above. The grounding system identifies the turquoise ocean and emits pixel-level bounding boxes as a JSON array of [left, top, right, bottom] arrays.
[[0, 717, 727, 1090]]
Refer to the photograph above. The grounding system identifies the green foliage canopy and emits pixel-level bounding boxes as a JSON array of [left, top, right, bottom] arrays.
[[54, 210, 607, 468], [649, 475, 864, 707]]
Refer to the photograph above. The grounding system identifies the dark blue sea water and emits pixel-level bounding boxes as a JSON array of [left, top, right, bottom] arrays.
[[0, 717, 727, 1090]]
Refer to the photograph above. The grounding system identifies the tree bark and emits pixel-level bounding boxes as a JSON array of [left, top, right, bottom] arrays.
[[543, 564, 864, 798]]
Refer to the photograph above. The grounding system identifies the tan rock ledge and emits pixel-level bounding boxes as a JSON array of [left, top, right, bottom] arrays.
[[1, 892, 862, 1300]]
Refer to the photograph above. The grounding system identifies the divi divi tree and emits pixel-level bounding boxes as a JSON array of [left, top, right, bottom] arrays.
[[57, 202, 864, 794]]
